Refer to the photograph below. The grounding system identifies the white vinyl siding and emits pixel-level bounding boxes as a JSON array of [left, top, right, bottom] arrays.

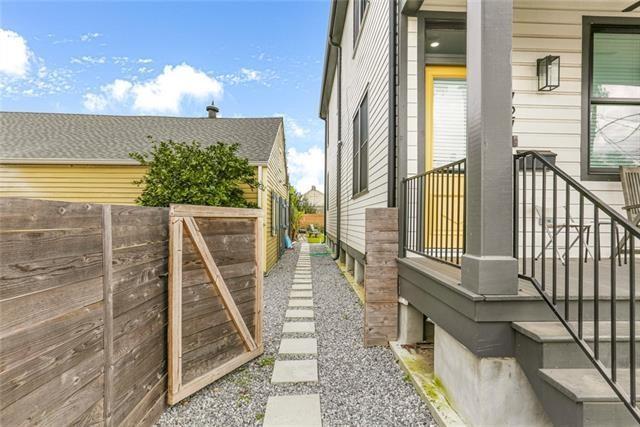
[[415, 0, 639, 211], [339, 0, 391, 254]]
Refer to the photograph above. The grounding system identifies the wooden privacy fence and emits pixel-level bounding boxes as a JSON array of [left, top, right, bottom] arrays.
[[0, 198, 264, 426], [167, 204, 264, 404]]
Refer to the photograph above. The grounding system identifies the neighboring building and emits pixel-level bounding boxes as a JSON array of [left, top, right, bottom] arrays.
[[0, 108, 289, 272], [302, 185, 325, 212], [321, 0, 639, 425]]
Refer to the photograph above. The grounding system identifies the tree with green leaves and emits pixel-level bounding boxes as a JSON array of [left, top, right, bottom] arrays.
[[130, 137, 259, 208], [288, 185, 320, 237]]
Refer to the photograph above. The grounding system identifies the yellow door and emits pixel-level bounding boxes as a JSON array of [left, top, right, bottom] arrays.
[[425, 66, 466, 251]]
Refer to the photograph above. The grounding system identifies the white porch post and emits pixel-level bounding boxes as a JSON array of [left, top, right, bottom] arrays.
[[461, 0, 518, 295]]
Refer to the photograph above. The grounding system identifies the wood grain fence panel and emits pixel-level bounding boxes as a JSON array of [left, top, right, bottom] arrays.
[[0, 277, 104, 338], [0, 199, 168, 427], [0, 301, 103, 373], [110, 205, 168, 426], [0, 199, 105, 427], [0, 198, 101, 230], [168, 205, 263, 404], [1, 199, 263, 422]]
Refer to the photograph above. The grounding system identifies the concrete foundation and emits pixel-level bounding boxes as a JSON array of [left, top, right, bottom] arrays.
[[354, 260, 364, 284], [397, 300, 423, 344], [339, 248, 346, 264], [434, 326, 551, 427], [346, 252, 354, 273]]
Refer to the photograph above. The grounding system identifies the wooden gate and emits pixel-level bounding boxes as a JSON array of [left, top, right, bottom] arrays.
[[167, 204, 264, 405]]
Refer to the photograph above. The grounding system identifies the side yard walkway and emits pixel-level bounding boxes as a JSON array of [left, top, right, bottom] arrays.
[[160, 243, 434, 426]]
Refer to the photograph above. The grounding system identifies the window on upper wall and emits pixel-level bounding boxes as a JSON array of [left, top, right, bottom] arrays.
[[353, 0, 369, 48], [352, 93, 369, 196], [582, 18, 640, 181]]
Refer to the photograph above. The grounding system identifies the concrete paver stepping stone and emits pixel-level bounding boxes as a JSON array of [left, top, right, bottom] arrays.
[[271, 359, 318, 383], [288, 299, 313, 307], [293, 278, 312, 283], [278, 337, 318, 354], [282, 321, 315, 334], [291, 291, 313, 298], [292, 284, 312, 290], [285, 309, 314, 318], [263, 394, 321, 427]]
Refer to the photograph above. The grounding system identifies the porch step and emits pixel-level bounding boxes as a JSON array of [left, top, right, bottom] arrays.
[[537, 369, 638, 427], [551, 298, 640, 322], [539, 368, 637, 403], [513, 321, 640, 426], [514, 321, 640, 369]]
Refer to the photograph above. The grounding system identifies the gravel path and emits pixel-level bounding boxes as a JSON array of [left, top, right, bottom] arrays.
[[159, 243, 434, 426]]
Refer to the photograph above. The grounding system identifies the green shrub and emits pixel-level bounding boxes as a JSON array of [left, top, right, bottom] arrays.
[[130, 138, 259, 208]]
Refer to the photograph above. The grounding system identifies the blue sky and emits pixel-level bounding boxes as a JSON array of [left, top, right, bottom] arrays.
[[0, 0, 329, 192]]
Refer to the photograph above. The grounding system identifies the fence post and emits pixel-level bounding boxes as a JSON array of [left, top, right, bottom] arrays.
[[101, 205, 114, 427], [364, 208, 399, 346]]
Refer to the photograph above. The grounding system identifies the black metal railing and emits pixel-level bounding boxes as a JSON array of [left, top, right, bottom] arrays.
[[402, 159, 466, 266], [402, 151, 640, 420], [514, 150, 640, 422]]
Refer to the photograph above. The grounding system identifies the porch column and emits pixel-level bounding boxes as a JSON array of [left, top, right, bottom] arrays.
[[461, 0, 518, 295]]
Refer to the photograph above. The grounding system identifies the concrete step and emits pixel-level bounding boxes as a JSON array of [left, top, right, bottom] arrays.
[[537, 368, 638, 426], [514, 321, 640, 369], [514, 321, 640, 426]]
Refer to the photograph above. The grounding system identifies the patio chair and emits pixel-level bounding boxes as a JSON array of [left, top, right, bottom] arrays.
[[534, 205, 594, 264], [616, 166, 640, 260]]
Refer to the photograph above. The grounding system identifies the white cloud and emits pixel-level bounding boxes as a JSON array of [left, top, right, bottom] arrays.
[[218, 67, 276, 86], [137, 66, 153, 74], [131, 64, 223, 113], [70, 55, 106, 65], [0, 29, 32, 78], [83, 92, 108, 111], [137, 58, 153, 64], [103, 79, 133, 101], [112, 56, 129, 65], [240, 68, 261, 81], [287, 146, 324, 193], [276, 113, 309, 138], [80, 32, 102, 42], [82, 63, 223, 114]]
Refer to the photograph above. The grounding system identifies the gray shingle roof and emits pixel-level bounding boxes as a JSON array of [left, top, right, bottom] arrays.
[[0, 112, 283, 164]]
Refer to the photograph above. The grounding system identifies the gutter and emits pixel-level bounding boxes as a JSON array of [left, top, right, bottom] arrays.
[[388, 0, 398, 207], [0, 158, 269, 167]]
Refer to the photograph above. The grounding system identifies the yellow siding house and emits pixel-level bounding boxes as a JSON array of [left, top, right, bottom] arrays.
[[0, 110, 289, 272]]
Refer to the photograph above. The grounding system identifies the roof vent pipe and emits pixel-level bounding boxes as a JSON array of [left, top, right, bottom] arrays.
[[206, 101, 219, 118]]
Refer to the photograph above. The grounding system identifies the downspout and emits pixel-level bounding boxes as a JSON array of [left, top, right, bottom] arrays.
[[387, 0, 398, 207], [323, 117, 328, 244], [331, 42, 342, 260]]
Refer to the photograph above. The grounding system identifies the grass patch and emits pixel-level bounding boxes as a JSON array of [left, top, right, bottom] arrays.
[[306, 233, 325, 244], [258, 356, 275, 367]]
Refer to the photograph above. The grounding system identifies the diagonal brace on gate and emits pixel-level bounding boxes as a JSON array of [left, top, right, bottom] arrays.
[[167, 204, 264, 405], [182, 216, 257, 351]]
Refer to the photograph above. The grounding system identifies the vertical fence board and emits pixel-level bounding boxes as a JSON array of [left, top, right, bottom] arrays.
[[102, 205, 114, 427]]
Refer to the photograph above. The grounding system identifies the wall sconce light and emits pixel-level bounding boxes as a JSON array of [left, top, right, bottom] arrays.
[[537, 55, 560, 91]]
